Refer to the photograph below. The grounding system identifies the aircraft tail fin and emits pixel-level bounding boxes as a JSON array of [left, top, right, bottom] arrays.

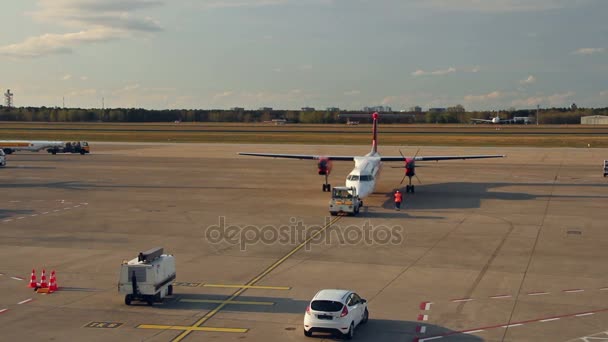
[[371, 112, 378, 153]]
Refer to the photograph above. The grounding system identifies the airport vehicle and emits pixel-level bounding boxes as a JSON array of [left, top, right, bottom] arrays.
[[118, 247, 176, 306], [329, 186, 361, 216], [0, 140, 64, 154], [47, 141, 90, 155], [0, 149, 5, 167], [239, 112, 504, 198], [303, 289, 368, 339], [604, 160, 608, 177]]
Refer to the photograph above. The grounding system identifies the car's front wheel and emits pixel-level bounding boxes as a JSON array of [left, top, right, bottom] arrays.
[[343, 322, 354, 340], [304, 329, 312, 337]]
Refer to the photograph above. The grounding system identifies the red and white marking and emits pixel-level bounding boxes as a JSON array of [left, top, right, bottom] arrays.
[[416, 325, 427, 333], [419, 301, 433, 310], [0, 308, 8, 314], [412, 307, 608, 341], [417, 314, 429, 321]]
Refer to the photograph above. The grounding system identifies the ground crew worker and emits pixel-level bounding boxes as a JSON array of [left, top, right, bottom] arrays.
[[394, 190, 402, 210]]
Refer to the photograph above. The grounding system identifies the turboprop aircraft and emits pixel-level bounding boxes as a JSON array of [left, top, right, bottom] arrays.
[[239, 113, 505, 198]]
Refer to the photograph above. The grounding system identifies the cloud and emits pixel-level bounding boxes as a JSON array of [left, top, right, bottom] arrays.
[[520, 75, 536, 84], [572, 47, 605, 55], [213, 91, 233, 99], [272, 67, 282, 72], [62, 74, 72, 81], [511, 91, 575, 107], [0, 0, 163, 58], [415, 0, 593, 12], [298, 64, 313, 71], [464, 91, 503, 103], [412, 67, 456, 77], [198, 0, 332, 9], [80, 76, 88, 81], [600, 90, 608, 97], [344, 90, 360, 96], [122, 84, 141, 91]]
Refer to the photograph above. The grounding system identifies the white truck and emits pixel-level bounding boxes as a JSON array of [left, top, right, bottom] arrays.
[[118, 247, 176, 306], [329, 186, 362, 216]]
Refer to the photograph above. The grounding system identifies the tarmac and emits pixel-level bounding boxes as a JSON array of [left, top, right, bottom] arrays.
[[0, 142, 607, 342]]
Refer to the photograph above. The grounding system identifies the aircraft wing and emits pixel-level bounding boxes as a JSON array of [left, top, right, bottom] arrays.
[[380, 155, 505, 162], [238, 152, 355, 161], [470, 118, 492, 123]]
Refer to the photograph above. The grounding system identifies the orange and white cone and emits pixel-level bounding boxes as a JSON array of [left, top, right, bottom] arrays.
[[48, 271, 57, 292], [28, 269, 37, 288], [39, 269, 48, 288]]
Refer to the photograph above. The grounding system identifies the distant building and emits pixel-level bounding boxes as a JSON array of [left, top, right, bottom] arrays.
[[326, 107, 340, 112], [581, 115, 608, 125], [259, 107, 273, 111], [428, 107, 446, 113], [447, 104, 465, 113], [231, 107, 245, 111], [409, 106, 422, 113], [364, 105, 392, 112], [571, 103, 578, 111], [301, 107, 315, 112]]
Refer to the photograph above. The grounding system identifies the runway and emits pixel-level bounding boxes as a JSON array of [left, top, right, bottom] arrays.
[[0, 143, 607, 341]]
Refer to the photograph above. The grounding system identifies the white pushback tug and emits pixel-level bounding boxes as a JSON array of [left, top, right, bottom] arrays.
[[118, 247, 176, 306]]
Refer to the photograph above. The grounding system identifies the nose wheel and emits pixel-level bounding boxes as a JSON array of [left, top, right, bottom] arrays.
[[405, 185, 415, 193]]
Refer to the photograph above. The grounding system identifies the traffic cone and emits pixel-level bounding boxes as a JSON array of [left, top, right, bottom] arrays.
[[48, 271, 57, 292], [39, 269, 48, 288], [28, 269, 37, 288]]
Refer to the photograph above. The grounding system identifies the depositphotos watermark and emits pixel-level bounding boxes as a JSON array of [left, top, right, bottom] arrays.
[[205, 217, 403, 251]]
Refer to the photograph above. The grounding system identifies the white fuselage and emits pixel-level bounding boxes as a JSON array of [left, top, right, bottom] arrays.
[[344, 152, 382, 198], [0, 140, 64, 152]]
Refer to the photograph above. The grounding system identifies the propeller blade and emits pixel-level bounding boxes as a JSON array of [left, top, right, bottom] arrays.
[[400, 174, 407, 185], [413, 147, 421, 159], [415, 174, 422, 185], [399, 149, 405, 159]]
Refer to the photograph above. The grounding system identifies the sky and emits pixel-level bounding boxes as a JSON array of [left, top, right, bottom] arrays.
[[0, 0, 607, 111]]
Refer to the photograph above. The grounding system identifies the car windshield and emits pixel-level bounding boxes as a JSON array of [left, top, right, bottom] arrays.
[[311, 300, 344, 312]]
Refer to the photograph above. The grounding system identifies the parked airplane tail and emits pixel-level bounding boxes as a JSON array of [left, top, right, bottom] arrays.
[[371, 112, 378, 153]]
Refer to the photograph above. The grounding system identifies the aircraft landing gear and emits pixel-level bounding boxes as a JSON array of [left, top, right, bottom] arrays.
[[406, 178, 415, 193], [322, 174, 331, 192]]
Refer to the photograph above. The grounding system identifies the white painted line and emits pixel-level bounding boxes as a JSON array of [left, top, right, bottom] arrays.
[[81, 203, 88, 205], [564, 289, 584, 293], [451, 298, 474, 302], [17, 298, 32, 305], [74, 205, 80, 208], [600, 287, 608, 291], [540, 318, 561, 323], [53, 210, 60, 212], [17, 217, 25, 220], [63, 207, 70, 210], [3, 219, 12, 222], [42, 212, 49, 215], [490, 295, 512, 299], [10, 277, 23, 281], [0, 309, 7, 314], [30, 214, 38, 217], [419, 337, 443, 342], [575, 312, 594, 317], [527, 292, 550, 296], [464, 330, 485, 334], [502, 324, 523, 328]]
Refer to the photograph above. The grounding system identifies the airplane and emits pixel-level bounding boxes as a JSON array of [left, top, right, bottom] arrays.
[[471, 115, 512, 124], [238, 113, 505, 200], [0, 140, 64, 154]]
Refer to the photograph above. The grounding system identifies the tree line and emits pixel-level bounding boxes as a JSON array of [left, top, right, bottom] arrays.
[[0, 106, 606, 124]]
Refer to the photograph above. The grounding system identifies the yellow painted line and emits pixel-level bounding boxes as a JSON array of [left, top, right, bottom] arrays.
[[169, 216, 341, 342], [180, 299, 274, 306], [202, 284, 291, 291], [137, 325, 247, 333]]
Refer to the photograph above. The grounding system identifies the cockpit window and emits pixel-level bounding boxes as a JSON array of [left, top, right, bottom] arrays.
[[347, 175, 359, 181], [360, 175, 373, 181]]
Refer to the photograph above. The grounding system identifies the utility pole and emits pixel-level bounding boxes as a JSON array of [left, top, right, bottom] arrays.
[[536, 104, 540, 125]]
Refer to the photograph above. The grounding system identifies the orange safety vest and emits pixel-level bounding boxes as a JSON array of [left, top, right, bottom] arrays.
[[394, 192, 402, 202]]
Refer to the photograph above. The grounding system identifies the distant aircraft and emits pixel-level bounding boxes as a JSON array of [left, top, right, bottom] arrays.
[[471, 115, 512, 124], [0, 140, 64, 154], [239, 113, 505, 198]]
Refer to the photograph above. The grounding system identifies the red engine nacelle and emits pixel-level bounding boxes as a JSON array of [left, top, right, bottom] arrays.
[[317, 158, 332, 175], [404, 158, 415, 177]]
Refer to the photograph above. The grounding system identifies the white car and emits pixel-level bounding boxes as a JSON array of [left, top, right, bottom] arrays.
[[303, 289, 369, 339]]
